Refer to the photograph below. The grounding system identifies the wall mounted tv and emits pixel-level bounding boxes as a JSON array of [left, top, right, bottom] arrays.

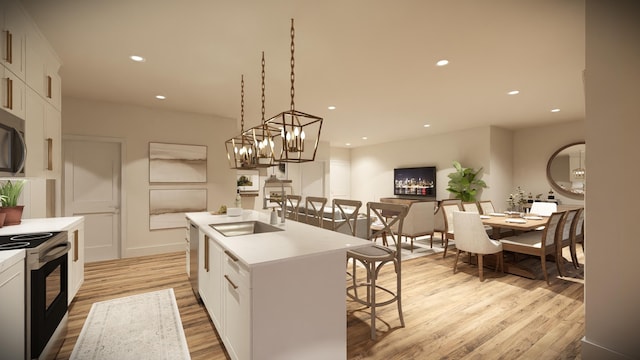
[[393, 166, 436, 197]]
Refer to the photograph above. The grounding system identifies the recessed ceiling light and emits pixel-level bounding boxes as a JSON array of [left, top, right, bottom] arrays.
[[155, 95, 166, 100], [423, 124, 431, 128], [345, 143, 351, 146], [361, 137, 368, 140], [436, 59, 449, 66], [508, 90, 520, 95], [328, 106, 336, 110], [551, 108, 561, 113], [130, 55, 145, 62]]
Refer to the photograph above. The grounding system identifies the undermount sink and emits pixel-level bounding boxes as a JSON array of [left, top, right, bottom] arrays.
[[210, 221, 284, 237]]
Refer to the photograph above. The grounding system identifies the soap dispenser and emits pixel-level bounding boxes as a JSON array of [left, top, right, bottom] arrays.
[[270, 207, 278, 225]]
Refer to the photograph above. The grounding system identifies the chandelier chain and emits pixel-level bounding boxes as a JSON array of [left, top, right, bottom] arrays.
[[290, 18, 295, 112], [261, 52, 266, 122], [240, 74, 245, 131]]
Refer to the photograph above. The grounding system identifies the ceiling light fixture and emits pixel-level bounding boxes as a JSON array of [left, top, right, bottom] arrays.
[[247, 51, 278, 168], [551, 108, 561, 113], [265, 19, 323, 163], [130, 55, 145, 62], [436, 59, 449, 66], [508, 90, 520, 95], [362, 136, 368, 140], [225, 75, 257, 169], [345, 143, 351, 146], [155, 95, 166, 100], [328, 106, 336, 110], [572, 150, 585, 179], [423, 124, 431, 128]]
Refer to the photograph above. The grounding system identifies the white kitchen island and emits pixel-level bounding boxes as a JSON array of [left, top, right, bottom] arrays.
[[186, 210, 370, 360]]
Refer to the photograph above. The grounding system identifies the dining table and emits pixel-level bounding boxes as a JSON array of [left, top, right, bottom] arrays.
[[480, 213, 550, 279]]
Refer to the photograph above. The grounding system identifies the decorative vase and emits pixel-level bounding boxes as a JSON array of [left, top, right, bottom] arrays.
[[0, 205, 24, 226]]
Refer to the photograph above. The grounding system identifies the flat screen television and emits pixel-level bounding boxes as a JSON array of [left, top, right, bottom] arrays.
[[393, 166, 436, 197]]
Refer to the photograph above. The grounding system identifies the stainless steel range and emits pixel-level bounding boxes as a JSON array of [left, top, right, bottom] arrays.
[[0, 231, 70, 360]]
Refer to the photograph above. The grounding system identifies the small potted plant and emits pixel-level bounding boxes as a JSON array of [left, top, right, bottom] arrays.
[[0, 179, 26, 226]]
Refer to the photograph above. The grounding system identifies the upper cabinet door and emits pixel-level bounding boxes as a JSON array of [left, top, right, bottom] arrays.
[[1, 2, 27, 81]]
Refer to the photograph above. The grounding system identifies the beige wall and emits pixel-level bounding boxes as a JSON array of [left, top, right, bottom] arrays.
[[62, 97, 237, 257], [583, 1, 640, 358], [348, 126, 499, 206], [513, 119, 585, 206]]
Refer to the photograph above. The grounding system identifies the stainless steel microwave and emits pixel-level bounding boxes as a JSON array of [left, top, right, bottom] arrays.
[[0, 110, 26, 177]]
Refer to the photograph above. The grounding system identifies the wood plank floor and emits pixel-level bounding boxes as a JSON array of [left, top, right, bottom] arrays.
[[55, 247, 584, 359]]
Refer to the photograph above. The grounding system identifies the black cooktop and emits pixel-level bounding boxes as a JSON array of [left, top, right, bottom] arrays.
[[0, 232, 61, 250]]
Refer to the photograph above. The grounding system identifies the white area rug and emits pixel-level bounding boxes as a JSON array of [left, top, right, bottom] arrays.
[[70, 288, 190, 360]]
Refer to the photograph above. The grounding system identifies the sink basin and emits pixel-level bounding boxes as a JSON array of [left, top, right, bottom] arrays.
[[210, 221, 284, 237]]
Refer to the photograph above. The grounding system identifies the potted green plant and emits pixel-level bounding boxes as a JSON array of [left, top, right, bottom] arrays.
[[446, 161, 487, 202], [0, 179, 26, 226]]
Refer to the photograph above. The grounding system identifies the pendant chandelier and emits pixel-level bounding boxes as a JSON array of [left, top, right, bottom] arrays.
[[265, 18, 323, 163], [225, 75, 258, 169], [247, 52, 279, 167], [572, 150, 585, 179]]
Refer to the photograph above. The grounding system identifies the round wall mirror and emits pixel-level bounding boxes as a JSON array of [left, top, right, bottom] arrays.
[[546, 142, 585, 200]]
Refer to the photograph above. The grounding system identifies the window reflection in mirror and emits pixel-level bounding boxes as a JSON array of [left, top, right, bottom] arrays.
[[546, 142, 585, 200]]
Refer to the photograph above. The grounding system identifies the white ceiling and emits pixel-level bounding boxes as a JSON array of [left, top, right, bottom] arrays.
[[20, 0, 585, 148]]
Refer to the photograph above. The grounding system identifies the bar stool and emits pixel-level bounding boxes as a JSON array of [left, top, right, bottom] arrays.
[[332, 199, 362, 236], [305, 196, 327, 227], [346, 202, 408, 340]]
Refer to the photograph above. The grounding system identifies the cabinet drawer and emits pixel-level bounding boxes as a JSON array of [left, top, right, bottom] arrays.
[[223, 250, 249, 288]]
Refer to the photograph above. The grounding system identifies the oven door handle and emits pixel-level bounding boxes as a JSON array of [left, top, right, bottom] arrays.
[[39, 242, 71, 266]]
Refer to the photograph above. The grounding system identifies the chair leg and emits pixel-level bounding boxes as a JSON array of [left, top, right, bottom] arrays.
[[570, 240, 580, 269], [541, 255, 549, 285], [453, 249, 460, 274], [369, 261, 377, 340], [556, 249, 565, 278], [443, 237, 449, 258], [396, 260, 404, 328], [478, 254, 484, 282]]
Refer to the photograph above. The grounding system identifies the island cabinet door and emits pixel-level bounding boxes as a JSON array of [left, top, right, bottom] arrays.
[[207, 237, 223, 330], [222, 251, 251, 360]]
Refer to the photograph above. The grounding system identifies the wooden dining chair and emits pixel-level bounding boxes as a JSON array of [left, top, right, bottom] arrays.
[[530, 202, 558, 216], [570, 207, 585, 268], [331, 199, 362, 237], [556, 208, 579, 277], [434, 199, 462, 249], [284, 195, 302, 221], [452, 211, 503, 281], [499, 211, 566, 285], [346, 202, 409, 340], [304, 196, 328, 227]]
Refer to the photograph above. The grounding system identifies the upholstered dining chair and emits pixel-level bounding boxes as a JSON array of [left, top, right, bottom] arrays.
[[478, 200, 498, 215], [529, 202, 558, 216], [284, 195, 302, 221], [304, 196, 328, 227], [392, 201, 435, 252], [332, 199, 362, 237], [570, 207, 585, 268], [346, 202, 409, 340], [440, 202, 463, 258], [434, 199, 462, 248], [452, 211, 503, 281], [556, 208, 579, 277], [499, 211, 566, 285], [462, 202, 480, 213]]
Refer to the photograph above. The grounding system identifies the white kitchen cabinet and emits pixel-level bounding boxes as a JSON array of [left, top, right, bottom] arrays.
[[24, 87, 61, 181], [25, 23, 61, 111], [222, 251, 251, 360], [66, 220, 85, 304], [198, 232, 223, 330], [0, 253, 25, 360], [1, 64, 26, 119], [1, 1, 27, 81]]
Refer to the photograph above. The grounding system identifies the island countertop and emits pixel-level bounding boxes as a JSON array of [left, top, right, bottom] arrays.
[[186, 210, 370, 267]]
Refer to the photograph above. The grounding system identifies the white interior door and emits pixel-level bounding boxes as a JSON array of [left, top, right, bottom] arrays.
[[64, 138, 122, 262]]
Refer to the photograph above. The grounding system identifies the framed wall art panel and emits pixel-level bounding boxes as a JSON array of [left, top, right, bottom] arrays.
[[149, 189, 207, 230], [149, 142, 207, 183]]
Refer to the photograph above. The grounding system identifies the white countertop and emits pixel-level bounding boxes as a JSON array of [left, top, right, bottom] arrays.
[[186, 210, 371, 267], [0, 216, 84, 236], [0, 249, 25, 273]]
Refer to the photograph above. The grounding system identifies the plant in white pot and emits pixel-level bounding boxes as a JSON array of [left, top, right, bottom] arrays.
[[0, 179, 26, 226]]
